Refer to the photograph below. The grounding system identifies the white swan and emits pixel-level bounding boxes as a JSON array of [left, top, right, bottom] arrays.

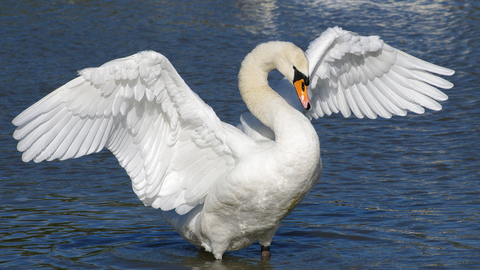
[[12, 27, 453, 260]]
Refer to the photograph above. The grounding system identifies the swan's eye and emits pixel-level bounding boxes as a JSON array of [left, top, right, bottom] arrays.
[[293, 66, 309, 86]]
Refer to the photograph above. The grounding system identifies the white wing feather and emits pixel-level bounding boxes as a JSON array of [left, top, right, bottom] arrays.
[[12, 51, 236, 215], [305, 26, 454, 120], [238, 27, 454, 140]]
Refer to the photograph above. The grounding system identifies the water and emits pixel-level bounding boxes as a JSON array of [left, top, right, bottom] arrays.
[[1, 0, 479, 268]]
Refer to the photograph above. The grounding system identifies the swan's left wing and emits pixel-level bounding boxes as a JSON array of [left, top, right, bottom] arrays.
[[305, 26, 454, 119], [238, 27, 455, 140], [12, 51, 236, 215]]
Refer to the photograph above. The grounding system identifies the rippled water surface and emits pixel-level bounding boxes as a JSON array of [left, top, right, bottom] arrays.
[[1, 0, 479, 269]]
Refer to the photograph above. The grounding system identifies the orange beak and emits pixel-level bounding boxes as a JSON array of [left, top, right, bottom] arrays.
[[294, 78, 311, 110]]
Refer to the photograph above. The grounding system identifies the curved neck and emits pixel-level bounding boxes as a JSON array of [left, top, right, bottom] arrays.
[[238, 42, 291, 130]]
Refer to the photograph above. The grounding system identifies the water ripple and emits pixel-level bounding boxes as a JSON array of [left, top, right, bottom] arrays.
[[1, 0, 479, 269]]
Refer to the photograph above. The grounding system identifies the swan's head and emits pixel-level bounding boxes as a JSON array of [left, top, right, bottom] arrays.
[[273, 42, 311, 110], [239, 41, 311, 110]]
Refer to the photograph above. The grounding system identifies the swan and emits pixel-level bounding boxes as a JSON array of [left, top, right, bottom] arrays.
[[12, 27, 453, 260]]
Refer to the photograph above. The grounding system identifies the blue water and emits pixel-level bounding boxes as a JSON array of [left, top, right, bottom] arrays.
[[1, 0, 479, 269]]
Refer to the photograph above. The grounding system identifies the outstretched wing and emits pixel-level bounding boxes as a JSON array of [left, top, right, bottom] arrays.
[[12, 51, 236, 215], [305, 26, 454, 119], [238, 27, 454, 141]]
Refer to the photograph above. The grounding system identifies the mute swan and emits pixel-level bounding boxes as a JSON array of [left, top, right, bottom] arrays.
[[12, 27, 453, 260]]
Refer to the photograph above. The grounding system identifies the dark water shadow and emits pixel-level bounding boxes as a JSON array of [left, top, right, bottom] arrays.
[[103, 242, 276, 270]]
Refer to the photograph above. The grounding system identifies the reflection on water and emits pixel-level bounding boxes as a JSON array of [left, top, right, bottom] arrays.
[[1, 0, 479, 269], [237, 0, 279, 35]]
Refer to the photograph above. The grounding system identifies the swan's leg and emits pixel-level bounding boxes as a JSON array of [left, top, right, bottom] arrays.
[[259, 224, 278, 260], [261, 245, 271, 260]]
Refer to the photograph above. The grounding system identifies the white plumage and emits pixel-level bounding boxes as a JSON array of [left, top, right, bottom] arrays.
[[239, 27, 454, 141], [12, 27, 453, 259]]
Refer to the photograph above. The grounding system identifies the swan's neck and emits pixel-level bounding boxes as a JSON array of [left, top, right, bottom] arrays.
[[238, 43, 306, 132], [238, 42, 320, 162], [239, 43, 289, 129]]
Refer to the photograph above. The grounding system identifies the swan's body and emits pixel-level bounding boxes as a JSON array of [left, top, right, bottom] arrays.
[[12, 27, 453, 260], [161, 42, 321, 258]]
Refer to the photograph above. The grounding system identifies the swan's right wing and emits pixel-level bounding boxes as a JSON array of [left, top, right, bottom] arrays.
[[12, 51, 236, 215], [305, 26, 454, 119]]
